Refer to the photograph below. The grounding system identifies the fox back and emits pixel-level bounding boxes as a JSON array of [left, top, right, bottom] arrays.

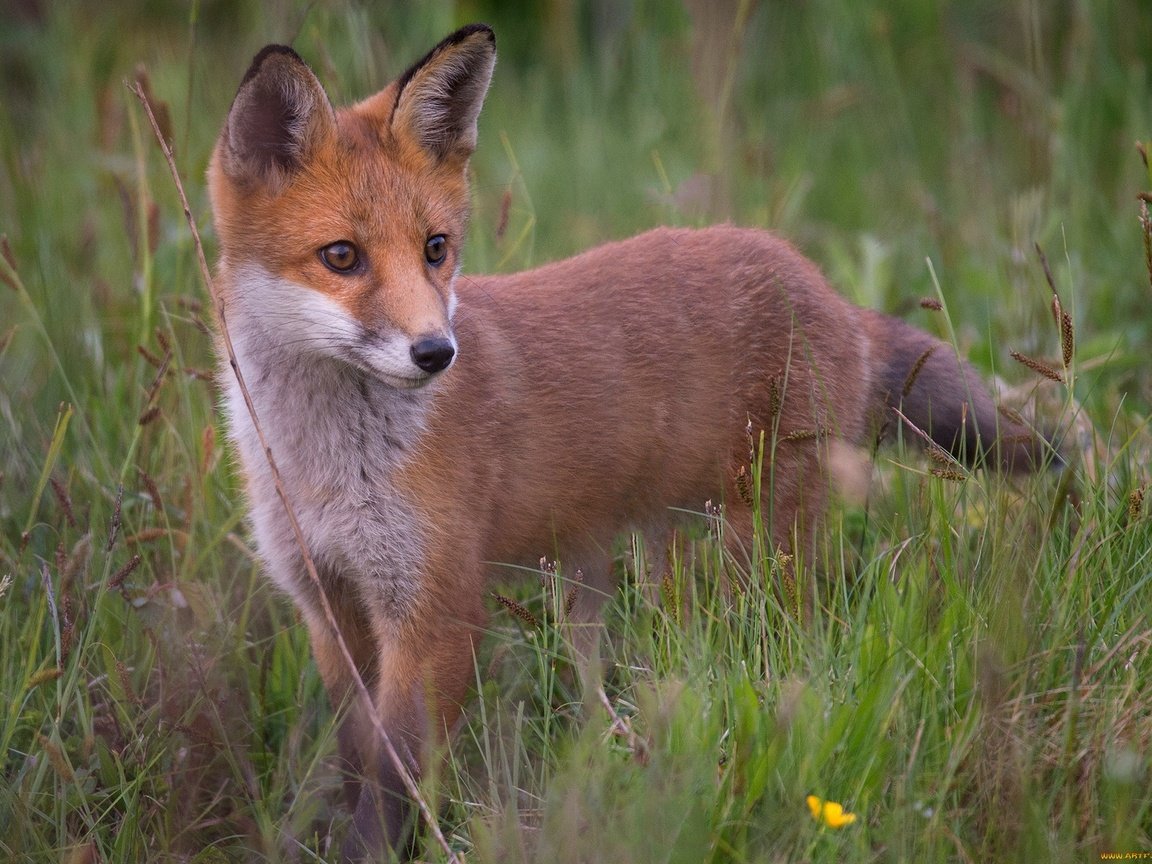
[[208, 24, 1045, 861]]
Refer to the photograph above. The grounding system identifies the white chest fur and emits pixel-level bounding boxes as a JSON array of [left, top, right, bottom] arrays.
[[220, 268, 430, 615]]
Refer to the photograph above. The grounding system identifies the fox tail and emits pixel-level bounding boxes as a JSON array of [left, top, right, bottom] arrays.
[[864, 309, 1054, 472]]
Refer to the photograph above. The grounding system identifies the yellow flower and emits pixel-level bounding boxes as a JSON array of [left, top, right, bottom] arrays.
[[807, 794, 857, 828]]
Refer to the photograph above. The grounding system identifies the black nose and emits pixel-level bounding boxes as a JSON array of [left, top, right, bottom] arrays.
[[410, 336, 456, 373]]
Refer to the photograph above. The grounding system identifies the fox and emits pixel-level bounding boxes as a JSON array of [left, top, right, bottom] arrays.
[[208, 22, 1047, 861]]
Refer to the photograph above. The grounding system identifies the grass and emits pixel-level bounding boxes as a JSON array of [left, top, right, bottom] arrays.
[[2, 0, 1151, 861]]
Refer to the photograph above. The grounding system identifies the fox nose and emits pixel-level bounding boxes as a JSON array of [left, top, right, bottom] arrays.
[[410, 336, 456, 373]]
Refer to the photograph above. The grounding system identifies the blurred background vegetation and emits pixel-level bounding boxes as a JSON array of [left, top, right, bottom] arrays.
[[1, 1, 1150, 861], [3, 0, 1150, 435]]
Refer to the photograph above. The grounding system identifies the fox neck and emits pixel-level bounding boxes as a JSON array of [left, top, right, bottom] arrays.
[[218, 268, 433, 496]]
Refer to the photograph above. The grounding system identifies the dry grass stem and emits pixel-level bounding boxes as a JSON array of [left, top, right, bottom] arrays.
[[0, 234, 17, 290], [130, 78, 460, 863], [596, 686, 647, 763], [892, 407, 960, 460], [1035, 242, 1059, 298], [1140, 199, 1152, 293]]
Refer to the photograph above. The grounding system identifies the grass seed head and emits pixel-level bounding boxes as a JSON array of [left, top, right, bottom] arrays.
[[109, 554, 142, 591], [930, 467, 968, 482], [998, 404, 1027, 426], [926, 443, 958, 466], [136, 344, 164, 368], [200, 424, 216, 478], [105, 485, 123, 552], [492, 592, 540, 629], [496, 187, 512, 240], [1060, 310, 1075, 368], [38, 734, 74, 782], [767, 375, 781, 419], [782, 427, 826, 442], [902, 346, 937, 399], [60, 590, 75, 662], [27, 667, 63, 689], [734, 464, 753, 506], [116, 659, 143, 705], [49, 476, 77, 528], [1128, 486, 1145, 523], [563, 568, 583, 617], [125, 527, 167, 546], [661, 568, 680, 624], [139, 469, 164, 514], [1010, 350, 1064, 383]]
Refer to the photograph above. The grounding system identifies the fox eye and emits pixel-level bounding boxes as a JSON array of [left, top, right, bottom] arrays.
[[425, 234, 448, 267], [320, 241, 360, 273]]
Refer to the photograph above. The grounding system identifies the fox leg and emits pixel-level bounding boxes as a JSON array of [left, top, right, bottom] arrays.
[[634, 522, 674, 608], [343, 585, 488, 861], [558, 546, 615, 665], [720, 444, 827, 606], [300, 588, 379, 813]]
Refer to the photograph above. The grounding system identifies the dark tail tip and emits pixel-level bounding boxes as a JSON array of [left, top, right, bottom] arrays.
[[870, 311, 1058, 475]]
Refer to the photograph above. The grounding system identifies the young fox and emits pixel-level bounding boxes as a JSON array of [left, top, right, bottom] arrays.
[[209, 23, 1043, 859]]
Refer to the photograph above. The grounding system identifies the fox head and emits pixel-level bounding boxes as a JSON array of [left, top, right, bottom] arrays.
[[209, 24, 496, 388]]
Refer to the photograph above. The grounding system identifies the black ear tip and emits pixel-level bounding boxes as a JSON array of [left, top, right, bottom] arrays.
[[241, 44, 307, 86], [450, 22, 495, 47]]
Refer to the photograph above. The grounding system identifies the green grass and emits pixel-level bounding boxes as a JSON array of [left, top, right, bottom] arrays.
[[2, 0, 1151, 861]]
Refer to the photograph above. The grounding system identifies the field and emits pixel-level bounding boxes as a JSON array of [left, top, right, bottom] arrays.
[[2, 1, 1151, 861]]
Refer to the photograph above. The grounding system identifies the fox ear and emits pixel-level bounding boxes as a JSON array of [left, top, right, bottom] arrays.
[[390, 24, 496, 162], [220, 45, 335, 190]]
